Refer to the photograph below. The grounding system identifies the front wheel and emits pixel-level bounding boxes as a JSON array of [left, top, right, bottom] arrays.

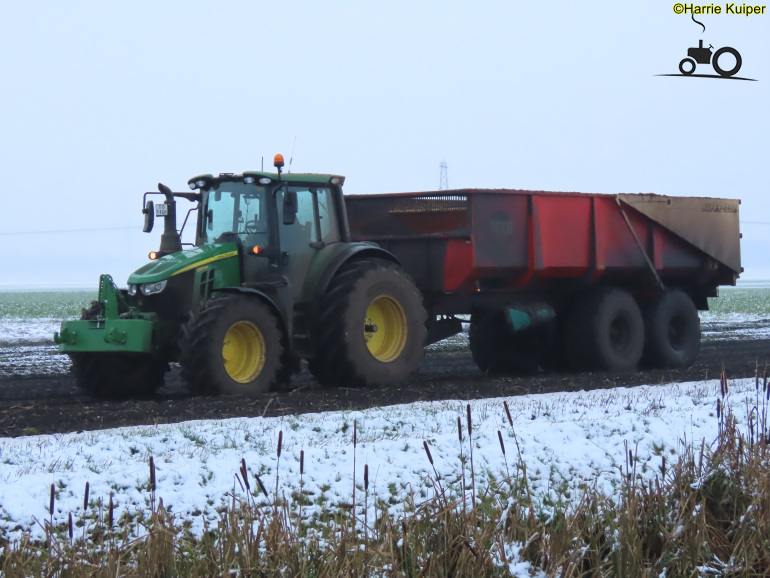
[[69, 353, 166, 398], [311, 260, 426, 388], [179, 294, 288, 396], [679, 57, 696, 75]]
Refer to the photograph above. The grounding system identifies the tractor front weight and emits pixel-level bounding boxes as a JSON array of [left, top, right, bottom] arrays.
[[54, 274, 162, 355]]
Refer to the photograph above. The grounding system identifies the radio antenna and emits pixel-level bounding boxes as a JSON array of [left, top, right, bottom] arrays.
[[288, 136, 297, 173]]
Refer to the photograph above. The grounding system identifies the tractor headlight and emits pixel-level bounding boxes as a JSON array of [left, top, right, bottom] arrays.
[[140, 279, 168, 296], [127, 284, 138, 296]]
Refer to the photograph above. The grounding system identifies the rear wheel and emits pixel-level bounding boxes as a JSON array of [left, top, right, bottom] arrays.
[[712, 46, 741, 77], [469, 310, 541, 374], [566, 289, 644, 371], [643, 290, 700, 368], [311, 260, 426, 388], [179, 294, 288, 396]]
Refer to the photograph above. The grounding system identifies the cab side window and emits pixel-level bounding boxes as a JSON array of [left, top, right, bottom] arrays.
[[278, 188, 318, 249], [316, 188, 339, 243]]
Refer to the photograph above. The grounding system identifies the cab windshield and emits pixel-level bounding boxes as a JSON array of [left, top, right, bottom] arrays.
[[200, 183, 267, 245]]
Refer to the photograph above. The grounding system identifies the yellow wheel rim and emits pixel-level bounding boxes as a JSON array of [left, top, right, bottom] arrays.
[[364, 295, 408, 362], [222, 320, 266, 383]]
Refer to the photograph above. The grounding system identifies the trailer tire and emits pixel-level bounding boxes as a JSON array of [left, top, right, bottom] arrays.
[[469, 310, 541, 374], [643, 290, 700, 368], [311, 260, 426, 388], [179, 294, 288, 396], [567, 289, 644, 371], [69, 353, 166, 398]]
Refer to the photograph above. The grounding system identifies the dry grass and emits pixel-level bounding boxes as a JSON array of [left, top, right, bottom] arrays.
[[2, 382, 769, 577]]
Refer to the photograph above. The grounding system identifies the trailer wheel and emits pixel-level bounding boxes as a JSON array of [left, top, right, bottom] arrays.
[[643, 290, 700, 368], [69, 353, 166, 398], [469, 310, 541, 374], [311, 260, 426, 388], [179, 294, 288, 396], [567, 289, 644, 371]]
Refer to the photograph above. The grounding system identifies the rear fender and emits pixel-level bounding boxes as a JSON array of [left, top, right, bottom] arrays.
[[304, 242, 399, 303]]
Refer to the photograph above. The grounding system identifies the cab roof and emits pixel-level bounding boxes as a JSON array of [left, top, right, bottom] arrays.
[[187, 171, 345, 188]]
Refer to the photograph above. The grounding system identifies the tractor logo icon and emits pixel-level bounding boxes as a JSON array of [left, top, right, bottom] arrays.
[[679, 40, 741, 77]]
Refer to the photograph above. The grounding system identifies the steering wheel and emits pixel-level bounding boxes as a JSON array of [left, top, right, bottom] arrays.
[[244, 218, 261, 234]]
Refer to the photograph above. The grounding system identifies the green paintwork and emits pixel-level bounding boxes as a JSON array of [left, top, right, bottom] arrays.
[[54, 274, 180, 354], [55, 169, 351, 364], [300, 241, 389, 304], [55, 318, 155, 353], [128, 243, 240, 285], [505, 307, 556, 332], [506, 309, 532, 332], [98, 274, 127, 319]]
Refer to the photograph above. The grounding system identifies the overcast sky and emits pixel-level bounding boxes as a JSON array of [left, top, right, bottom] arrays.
[[1, 1, 768, 288]]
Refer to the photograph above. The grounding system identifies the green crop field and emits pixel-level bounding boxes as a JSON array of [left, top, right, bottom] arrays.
[[707, 287, 770, 316], [1, 287, 768, 321], [0, 291, 95, 320]]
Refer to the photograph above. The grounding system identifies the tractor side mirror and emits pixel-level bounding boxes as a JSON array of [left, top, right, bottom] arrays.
[[143, 200, 155, 233], [282, 191, 298, 225]]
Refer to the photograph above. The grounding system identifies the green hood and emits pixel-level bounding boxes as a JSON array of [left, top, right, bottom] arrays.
[[128, 243, 239, 284]]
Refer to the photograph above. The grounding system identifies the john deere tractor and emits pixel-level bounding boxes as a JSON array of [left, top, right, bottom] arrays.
[[55, 155, 426, 397]]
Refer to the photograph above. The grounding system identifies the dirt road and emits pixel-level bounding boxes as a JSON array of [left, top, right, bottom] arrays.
[[1, 323, 768, 438]]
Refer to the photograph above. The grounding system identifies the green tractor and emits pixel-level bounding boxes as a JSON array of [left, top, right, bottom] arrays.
[[55, 156, 427, 397]]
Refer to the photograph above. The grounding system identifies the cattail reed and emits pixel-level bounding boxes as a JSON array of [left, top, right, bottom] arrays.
[[68, 512, 73, 542], [423, 440, 434, 465], [364, 463, 370, 551], [108, 492, 114, 528], [255, 474, 268, 498], [458, 416, 467, 513], [298, 448, 306, 535], [50, 483, 55, 518], [498, 430, 506, 456], [467, 403, 476, 510], [149, 456, 156, 493], [240, 458, 251, 491], [504, 400, 514, 428], [720, 367, 728, 396], [275, 430, 283, 505], [83, 481, 89, 511], [352, 419, 357, 530]]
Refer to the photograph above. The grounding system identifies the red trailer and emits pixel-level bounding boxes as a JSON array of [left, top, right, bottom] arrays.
[[345, 189, 741, 374]]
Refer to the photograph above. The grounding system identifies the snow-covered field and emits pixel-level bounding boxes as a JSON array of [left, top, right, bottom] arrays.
[[2, 286, 769, 574], [0, 376, 762, 551]]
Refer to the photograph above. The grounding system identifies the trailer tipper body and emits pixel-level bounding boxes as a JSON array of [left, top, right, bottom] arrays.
[[346, 189, 740, 373], [55, 157, 741, 398]]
